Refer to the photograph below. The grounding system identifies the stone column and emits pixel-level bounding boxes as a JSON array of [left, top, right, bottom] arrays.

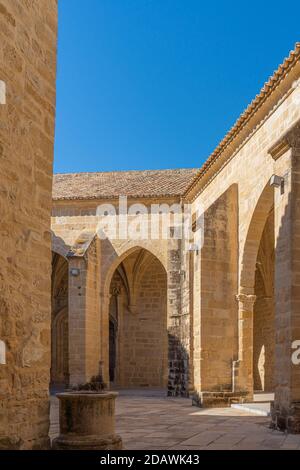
[[233, 293, 256, 400], [193, 185, 240, 407], [269, 121, 300, 432], [100, 293, 110, 386], [167, 239, 189, 396], [188, 250, 195, 395], [116, 292, 124, 387], [68, 246, 101, 386], [68, 257, 87, 385]]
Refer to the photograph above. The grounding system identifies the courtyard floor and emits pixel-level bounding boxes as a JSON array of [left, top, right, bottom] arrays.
[[49, 390, 300, 450]]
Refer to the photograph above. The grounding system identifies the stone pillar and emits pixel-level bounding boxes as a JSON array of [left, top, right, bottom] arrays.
[[100, 293, 110, 386], [188, 250, 195, 394], [233, 293, 256, 400], [269, 122, 300, 432], [68, 249, 101, 386], [193, 185, 240, 407], [115, 291, 124, 387], [68, 257, 87, 385], [167, 240, 189, 396]]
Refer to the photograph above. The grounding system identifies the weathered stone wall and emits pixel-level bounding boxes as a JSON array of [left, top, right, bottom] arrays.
[[0, 0, 57, 449], [271, 124, 300, 432]]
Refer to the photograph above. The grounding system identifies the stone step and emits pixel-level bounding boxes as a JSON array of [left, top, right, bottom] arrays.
[[231, 402, 271, 417]]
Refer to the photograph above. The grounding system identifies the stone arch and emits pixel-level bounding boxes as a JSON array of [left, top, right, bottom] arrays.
[[103, 243, 167, 298], [237, 181, 275, 395], [51, 307, 69, 386], [105, 246, 168, 389], [240, 183, 274, 294]]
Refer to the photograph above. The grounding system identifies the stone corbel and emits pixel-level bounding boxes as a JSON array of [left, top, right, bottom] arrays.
[[268, 119, 300, 160]]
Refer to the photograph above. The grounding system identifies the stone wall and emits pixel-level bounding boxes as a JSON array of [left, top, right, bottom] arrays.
[[192, 185, 239, 406], [0, 0, 57, 449], [271, 124, 300, 432]]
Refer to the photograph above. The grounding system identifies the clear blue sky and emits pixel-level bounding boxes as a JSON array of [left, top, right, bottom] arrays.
[[54, 0, 300, 174]]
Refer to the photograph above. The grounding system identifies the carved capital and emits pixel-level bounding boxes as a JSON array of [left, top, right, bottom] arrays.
[[269, 120, 300, 160], [110, 282, 122, 296], [112, 286, 122, 296], [236, 293, 256, 309]]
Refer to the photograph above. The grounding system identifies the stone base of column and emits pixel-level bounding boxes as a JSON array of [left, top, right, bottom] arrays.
[[271, 401, 300, 434], [52, 434, 122, 450], [192, 390, 251, 408]]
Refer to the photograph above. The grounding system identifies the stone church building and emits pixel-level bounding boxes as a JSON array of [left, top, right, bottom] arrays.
[[1, 0, 300, 450], [51, 43, 300, 433]]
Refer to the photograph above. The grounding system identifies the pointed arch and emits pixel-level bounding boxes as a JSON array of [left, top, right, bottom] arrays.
[[103, 245, 167, 299], [106, 245, 168, 389], [240, 183, 275, 293], [51, 307, 69, 385]]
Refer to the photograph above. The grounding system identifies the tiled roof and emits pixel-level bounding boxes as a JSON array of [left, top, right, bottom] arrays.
[[185, 42, 300, 198], [53, 168, 198, 200]]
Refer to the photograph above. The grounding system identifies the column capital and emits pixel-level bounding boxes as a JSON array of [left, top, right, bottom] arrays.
[[236, 293, 256, 308], [111, 286, 122, 296], [269, 120, 300, 160]]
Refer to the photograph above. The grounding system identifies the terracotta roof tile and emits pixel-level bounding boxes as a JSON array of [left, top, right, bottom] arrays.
[[53, 168, 198, 200]]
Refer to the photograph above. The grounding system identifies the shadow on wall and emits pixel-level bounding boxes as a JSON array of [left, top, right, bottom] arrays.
[[168, 333, 190, 397], [271, 169, 300, 433]]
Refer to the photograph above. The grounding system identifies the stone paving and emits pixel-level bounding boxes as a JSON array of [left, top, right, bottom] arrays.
[[49, 390, 300, 450]]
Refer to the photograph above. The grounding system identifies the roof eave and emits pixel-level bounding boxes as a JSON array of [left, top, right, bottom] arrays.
[[184, 42, 300, 201]]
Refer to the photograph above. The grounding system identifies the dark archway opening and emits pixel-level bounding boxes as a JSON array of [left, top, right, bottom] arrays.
[[51, 252, 69, 388], [108, 248, 168, 389], [253, 208, 275, 393]]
